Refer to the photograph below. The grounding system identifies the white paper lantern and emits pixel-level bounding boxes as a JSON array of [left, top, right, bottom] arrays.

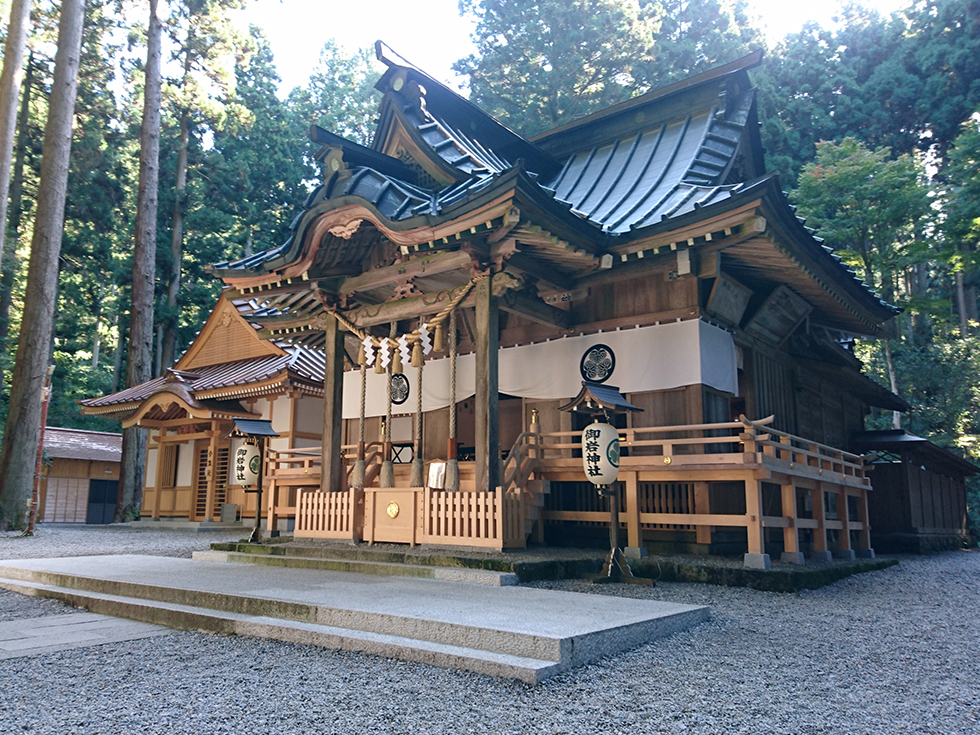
[[234, 443, 261, 486], [581, 421, 620, 486]]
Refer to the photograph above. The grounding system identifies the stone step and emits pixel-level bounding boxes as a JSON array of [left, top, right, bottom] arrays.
[[0, 576, 562, 683], [0, 555, 708, 684], [192, 550, 519, 586]]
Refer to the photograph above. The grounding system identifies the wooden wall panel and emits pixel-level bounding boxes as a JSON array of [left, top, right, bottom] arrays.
[[41, 477, 89, 523]]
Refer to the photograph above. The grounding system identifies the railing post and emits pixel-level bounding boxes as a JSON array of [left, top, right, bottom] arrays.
[[835, 488, 855, 560], [781, 482, 804, 564], [744, 477, 770, 569], [623, 471, 645, 558], [694, 481, 711, 545], [855, 487, 874, 558], [811, 483, 831, 562]]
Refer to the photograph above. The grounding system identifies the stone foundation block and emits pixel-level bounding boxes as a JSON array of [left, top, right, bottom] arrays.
[[743, 553, 771, 570]]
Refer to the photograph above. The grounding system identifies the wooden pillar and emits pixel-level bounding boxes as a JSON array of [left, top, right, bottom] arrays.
[[745, 477, 765, 555], [204, 421, 218, 521], [856, 487, 873, 555], [835, 487, 854, 559], [321, 314, 345, 493], [151, 431, 163, 520], [781, 482, 803, 564], [474, 278, 499, 492], [743, 475, 769, 568], [694, 481, 711, 545], [624, 471, 641, 551], [811, 483, 831, 561]]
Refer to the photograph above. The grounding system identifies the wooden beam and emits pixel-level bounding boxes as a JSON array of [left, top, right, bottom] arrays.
[[339, 272, 522, 329], [498, 289, 573, 329], [505, 252, 575, 291], [338, 250, 473, 294]]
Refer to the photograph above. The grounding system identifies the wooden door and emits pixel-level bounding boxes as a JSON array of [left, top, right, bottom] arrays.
[[192, 438, 231, 521]]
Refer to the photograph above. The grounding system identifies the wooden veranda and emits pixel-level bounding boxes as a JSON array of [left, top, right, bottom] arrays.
[[260, 415, 874, 566]]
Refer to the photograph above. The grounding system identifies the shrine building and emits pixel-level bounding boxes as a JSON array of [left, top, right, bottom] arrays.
[[82, 46, 971, 566]]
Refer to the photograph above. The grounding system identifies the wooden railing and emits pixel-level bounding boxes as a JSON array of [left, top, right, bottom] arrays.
[[294, 486, 359, 540], [420, 487, 525, 549]]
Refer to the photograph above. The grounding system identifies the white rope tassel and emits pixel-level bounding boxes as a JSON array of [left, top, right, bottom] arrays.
[[380, 322, 396, 488], [351, 363, 367, 489], [409, 360, 424, 488], [445, 309, 459, 492]]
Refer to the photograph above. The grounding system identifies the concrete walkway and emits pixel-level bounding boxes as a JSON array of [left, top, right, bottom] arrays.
[[0, 611, 169, 659], [0, 554, 708, 683]]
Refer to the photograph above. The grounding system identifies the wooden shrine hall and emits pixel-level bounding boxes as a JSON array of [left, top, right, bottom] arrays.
[[84, 46, 918, 567]]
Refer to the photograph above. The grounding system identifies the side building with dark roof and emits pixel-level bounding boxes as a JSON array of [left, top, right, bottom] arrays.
[[39, 427, 121, 524], [85, 48, 919, 564]]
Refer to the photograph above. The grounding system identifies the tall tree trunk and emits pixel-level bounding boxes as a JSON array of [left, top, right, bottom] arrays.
[[0, 0, 32, 278], [160, 108, 190, 372], [955, 271, 969, 337], [0, 52, 34, 388], [116, 0, 164, 523], [0, 0, 85, 529], [111, 304, 125, 393], [883, 339, 901, 430], [92, 282, 104, 368]]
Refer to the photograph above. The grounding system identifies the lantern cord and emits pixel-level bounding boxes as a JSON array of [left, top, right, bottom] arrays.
[[410, 359, 424, 487], [445, 309, 459, 492], [351, 363, 367, 489], [380, 321, 396, 487]]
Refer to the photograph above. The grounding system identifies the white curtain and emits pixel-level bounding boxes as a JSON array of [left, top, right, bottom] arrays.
[[342, 318, 737, 419]]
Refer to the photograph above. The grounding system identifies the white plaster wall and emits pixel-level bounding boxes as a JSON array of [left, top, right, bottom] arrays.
[[271, 395, 291, 433], [295, 396, 323, 434], [175, 442, 193, 487], [292, 437, 321, 449], [144, 447, 157, 488]]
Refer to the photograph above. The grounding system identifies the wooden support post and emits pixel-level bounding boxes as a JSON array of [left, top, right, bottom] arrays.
[[474, 277, 499, 493], [781, 482, 804, 564], [151, 431, 163, 520], [694, 481, 711, 545], [855, 487, 874, 558], [204, 422, 218, 521], [835, 487, 854, 559], [624, 471, 642, 552], [321, 314, 345, 493], [811, 483, 831, 562], [743, 477, 770, 568]]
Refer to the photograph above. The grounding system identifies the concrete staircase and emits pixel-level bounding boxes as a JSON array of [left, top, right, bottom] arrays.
[[0, 555, 708, 684]]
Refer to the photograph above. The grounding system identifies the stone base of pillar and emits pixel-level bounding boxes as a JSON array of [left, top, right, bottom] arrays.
[[743, 553, 771, 570], [624, 546, 648, 560], [834, 549, 856, 561], [810, 550, 833, 563], [780, 551, 805, 565], [855, 548, 875, 559]]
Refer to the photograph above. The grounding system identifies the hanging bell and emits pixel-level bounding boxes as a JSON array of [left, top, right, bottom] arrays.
[[411, 340, 424, 368], [434, 322, 444, 352]]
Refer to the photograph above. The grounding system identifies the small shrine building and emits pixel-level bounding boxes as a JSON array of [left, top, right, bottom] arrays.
[[84, 47, 950, 566]]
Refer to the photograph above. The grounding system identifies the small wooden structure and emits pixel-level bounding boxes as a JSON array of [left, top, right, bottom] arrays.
[[852, 430, 976, 552], [84, 48, 913, 565], [38, 427, 121, 524]]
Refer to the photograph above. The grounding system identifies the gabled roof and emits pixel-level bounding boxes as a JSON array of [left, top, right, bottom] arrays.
[[81, 297, 326, 418], [207, 44, 897, 335], [43, 427, 121, 463]]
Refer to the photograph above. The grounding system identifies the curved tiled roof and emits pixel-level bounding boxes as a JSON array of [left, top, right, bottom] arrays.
[[81, 348, 325, 411]]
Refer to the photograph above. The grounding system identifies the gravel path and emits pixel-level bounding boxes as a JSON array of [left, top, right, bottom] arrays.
[[1, 525, 978, 734]]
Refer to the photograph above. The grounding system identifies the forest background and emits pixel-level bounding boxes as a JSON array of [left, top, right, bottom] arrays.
[[1, 0, 979, 527]]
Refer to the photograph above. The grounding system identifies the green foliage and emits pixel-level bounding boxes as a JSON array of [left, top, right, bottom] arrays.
[[286, 40, 383, 147], [455, 0, 660, 136], [636, 0, 764, 88], [791, 137, 932, 303], [945, 112, 980, 250]]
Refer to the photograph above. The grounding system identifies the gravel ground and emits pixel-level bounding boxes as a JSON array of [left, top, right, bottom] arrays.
[[1, 525, 978, 734]]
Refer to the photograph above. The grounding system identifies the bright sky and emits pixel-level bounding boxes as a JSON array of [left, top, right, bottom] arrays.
[[233, 0, 911, 96]]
